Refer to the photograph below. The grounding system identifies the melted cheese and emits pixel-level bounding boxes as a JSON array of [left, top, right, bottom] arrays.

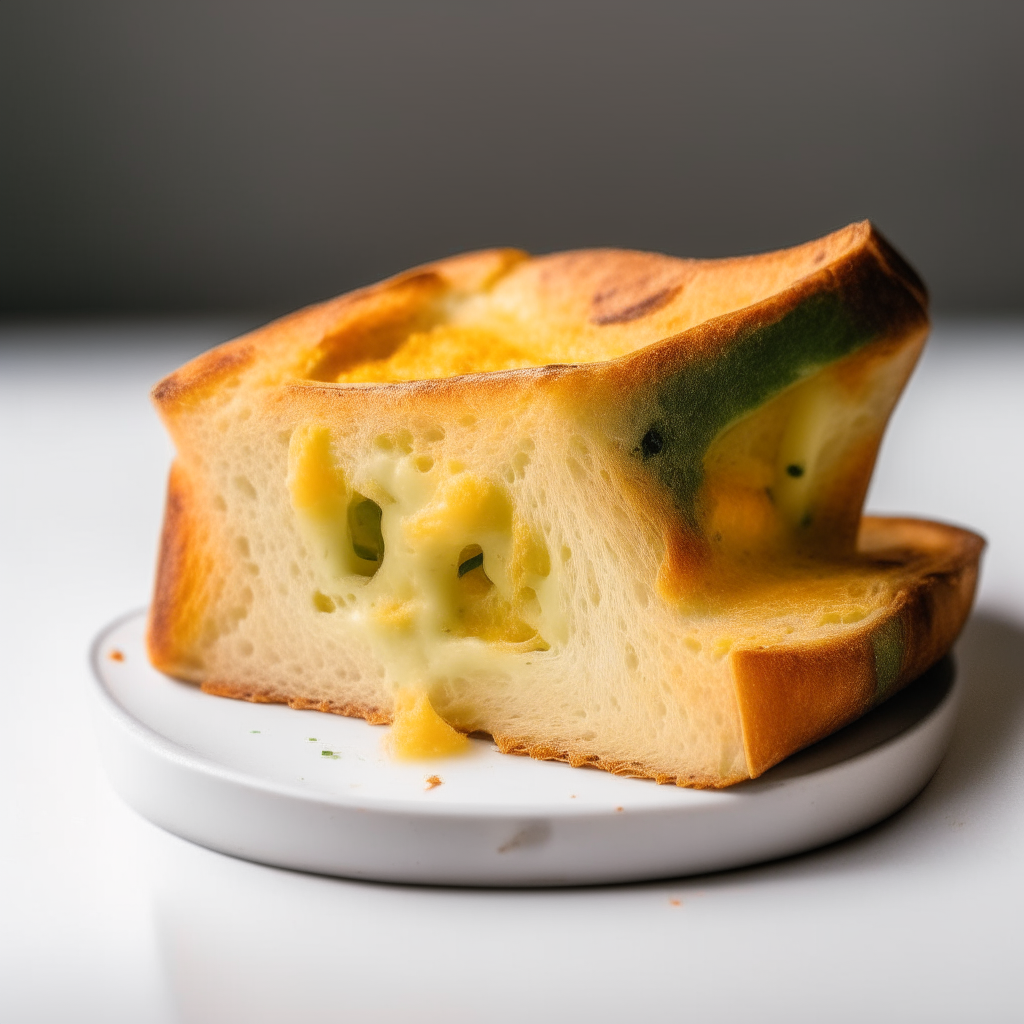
[[333, 324, 542, 383], [289, 429, 565, 757], [700, 353, 887, 565], [389, 690, 469, 759]]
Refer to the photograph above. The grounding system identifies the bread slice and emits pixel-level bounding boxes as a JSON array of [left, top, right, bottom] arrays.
[[147, 221, 983, 787]]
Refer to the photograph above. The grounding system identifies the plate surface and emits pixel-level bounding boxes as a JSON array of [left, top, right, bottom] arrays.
[[91, 610, 959, 886]]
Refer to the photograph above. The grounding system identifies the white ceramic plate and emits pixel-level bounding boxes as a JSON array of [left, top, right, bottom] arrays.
[[90, 610, 959, 887]]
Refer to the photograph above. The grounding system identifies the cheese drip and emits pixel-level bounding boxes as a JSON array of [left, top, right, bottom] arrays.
[[287, 426, 563, 756]]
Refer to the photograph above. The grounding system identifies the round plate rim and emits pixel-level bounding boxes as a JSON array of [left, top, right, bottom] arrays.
[[91, 609, 958, 819], [88, 609, 961, 885]]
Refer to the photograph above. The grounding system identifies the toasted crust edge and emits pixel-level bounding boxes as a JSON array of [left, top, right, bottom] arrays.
[[732, 517, 984, 779], [150, 247, 528, 418], [189, 679, 730, 789], [150, 223, 923, 425], [146, 460, 211, 677]]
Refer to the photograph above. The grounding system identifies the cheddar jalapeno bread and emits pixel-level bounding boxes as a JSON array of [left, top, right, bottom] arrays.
[[147, 222, 983, 787]]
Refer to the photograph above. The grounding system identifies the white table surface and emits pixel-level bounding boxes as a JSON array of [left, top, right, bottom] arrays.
[[2, 319, 1023, 1024]]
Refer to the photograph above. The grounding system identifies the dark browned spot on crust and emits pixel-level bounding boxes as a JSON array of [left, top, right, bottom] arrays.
[[152, 342, 255, 406], [306, 272, 447, 382], [591, 284, 682, 325], [868, 225, 929, 306], [813, 249, 827, 265], [152, 374, 187, 405]]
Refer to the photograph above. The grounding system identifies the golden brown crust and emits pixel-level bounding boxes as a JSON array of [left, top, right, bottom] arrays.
[[146, 460, 213, 676], [732, 517, 984, 778], [733, 636, 877, 779], [607, 224, 927, 385], [151, 340, 257, 410], [151, 222, 920, 417], [862, 517, 985, 685], [151, 247, 527, 420], [303, 271, 447, 382]]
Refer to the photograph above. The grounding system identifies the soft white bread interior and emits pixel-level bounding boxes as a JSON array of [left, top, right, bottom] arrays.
[[147, 222, 983, 787]]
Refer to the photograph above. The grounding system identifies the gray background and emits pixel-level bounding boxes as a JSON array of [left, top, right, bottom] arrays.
[[1, 0, 1021, 318]]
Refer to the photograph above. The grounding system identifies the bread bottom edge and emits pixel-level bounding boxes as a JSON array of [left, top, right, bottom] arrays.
[[198, 677, 736, 789]]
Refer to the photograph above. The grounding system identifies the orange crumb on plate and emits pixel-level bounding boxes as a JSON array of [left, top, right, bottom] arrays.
[[109, 649, 125, 662], [425, 775, 443, 790], [669, 899, 681, 907]]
